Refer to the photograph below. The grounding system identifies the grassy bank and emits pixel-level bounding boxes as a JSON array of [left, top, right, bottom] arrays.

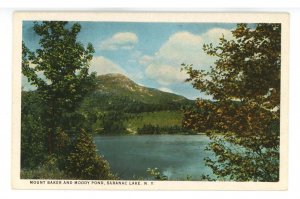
[[125, 110, 183, 134]]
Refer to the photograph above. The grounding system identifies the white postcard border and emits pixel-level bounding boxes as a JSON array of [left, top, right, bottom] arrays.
[[12, 12, 289, 190]]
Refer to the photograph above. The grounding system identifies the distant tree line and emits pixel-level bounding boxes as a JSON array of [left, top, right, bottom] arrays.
[[81, 92, 190, 114], [137, 124, 196, 135]]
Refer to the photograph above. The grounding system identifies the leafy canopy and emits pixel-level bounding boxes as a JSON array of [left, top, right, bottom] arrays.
[[182, 23, 281, 181], [22, 21, 96, 113], [22, 21, 113, 180], [22, 21, 97, 154]]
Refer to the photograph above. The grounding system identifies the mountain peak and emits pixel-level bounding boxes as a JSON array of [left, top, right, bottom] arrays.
[[95, 73, 189, 105], [97, 73, 136, 87], [104, 73, 128, 78]]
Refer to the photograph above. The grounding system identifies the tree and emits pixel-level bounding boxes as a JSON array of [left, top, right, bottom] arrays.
[[65, 129, 114, 180], [21, 91, 47, 169], [102, 111, 127, 134], [182, 23, 280, 181], [21, 22, 117, 180], [22, 21, 96, 156]]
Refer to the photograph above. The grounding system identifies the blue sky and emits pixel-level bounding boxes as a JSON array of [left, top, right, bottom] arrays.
[[22, 21, 237, 99]]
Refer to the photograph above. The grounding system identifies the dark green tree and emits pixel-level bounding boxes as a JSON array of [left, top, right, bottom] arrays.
[[182, 23, 280, 181], [21, 91, 47, 169], [22, 21, 96, 156], [21, 22, 115, 180], [65, 129, 114, 180], [102, 111, 127, 134]]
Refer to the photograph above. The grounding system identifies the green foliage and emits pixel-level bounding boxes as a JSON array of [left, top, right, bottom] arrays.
[[21, 91, 47, 169], [80, 74, 193, 114], [78, 73, 194, 134], [65, 129, 115, 180], [125, 111, 186, 134], [101, 111, 127, 134], [204, 135, 279, 181], [21, 21, 114, 179], [137, 124, 194, 135], [198, 174, 215, 181], [21, 155, 67, 179], [77, 73, 194, 135], [126, 111, 183, 128], [146, 168, 168, 180], [95, 73, 190, 105], [182, 23, 280, 181], [22, 21, 96, 155]]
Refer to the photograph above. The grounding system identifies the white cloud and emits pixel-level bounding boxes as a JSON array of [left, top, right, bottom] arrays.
[[158, 87, 174, 93], [99, 32, 138, 50], [144, 28, 233, 85], [202, 28, 234, 45], [89, 56, 126, 75], [146, 63, 188, 85], [156, 31, 204, 65]]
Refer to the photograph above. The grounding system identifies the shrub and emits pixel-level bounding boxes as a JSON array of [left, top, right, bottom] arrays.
[[21, 155, 67, 179], [65, 129, 115, 180]]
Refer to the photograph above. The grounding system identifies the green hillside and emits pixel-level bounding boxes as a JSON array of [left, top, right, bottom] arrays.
[[80, 73, 193, 113], [95, 73, 188, 104], [78, 73, 195, 135], [125, 110, 184, 134], [23, 73, 195, 135]]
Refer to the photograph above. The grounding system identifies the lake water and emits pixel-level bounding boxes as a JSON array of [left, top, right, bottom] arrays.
[[94, 135, 214, 180]]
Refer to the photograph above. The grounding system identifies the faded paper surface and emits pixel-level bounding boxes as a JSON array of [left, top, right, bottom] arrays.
[[12, 12, 289, 190]]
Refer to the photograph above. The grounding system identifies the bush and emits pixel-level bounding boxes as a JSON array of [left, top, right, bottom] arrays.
[[21, 155, 67, 179], [21, 91, 48, 169], [146, 168, 168, 180], [65, 129, 115, 180]]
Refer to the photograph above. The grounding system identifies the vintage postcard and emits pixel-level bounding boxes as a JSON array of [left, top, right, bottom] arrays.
[[12, 12, 289, 190]]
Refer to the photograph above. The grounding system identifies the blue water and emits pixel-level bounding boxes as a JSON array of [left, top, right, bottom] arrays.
[[94, 135, 214, 180]]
